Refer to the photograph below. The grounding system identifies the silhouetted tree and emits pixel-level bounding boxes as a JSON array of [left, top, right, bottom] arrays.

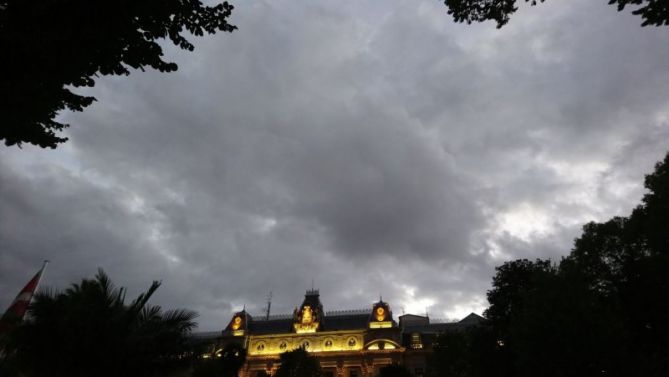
[[509, 269, 627, 377], [3, 269, 198, 377], [274, 347, 322, 377], [443, 0, 669, 28], [561, 152, 669, 376], [379, 364, 412, 377], [475, 152, 669, 377], [428, 331, 469, 377], [427, 325, 502, 377], [0, 0, 235, 148], [484, 258, 554, 339]]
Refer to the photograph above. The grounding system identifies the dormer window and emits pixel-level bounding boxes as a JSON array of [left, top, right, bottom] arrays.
[[293, 291, 323, 333]]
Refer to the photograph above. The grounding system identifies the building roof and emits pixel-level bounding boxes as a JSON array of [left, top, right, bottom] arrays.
[[219, 291, 483, 339], [401, 312, 485, 334], [458, 312, 485, 325], [246, 311, 376, 335], [249, 318, 293, 334]]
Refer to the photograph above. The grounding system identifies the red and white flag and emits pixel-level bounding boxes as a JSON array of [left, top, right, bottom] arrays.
[[0, 261, 48, 334]]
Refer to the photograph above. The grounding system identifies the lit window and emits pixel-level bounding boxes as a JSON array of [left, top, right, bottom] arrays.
[[410, 333, 423, 349]]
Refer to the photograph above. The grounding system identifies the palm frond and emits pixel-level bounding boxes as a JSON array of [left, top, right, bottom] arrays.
[[161, 309, 199, 332]]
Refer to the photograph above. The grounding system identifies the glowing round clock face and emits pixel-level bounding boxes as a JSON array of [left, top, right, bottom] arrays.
[[231, 316, 242, 330], [375, 307, 385, 321]]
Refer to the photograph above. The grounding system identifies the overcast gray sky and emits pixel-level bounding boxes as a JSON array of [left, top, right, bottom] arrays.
[[2, 0, 668, 331]]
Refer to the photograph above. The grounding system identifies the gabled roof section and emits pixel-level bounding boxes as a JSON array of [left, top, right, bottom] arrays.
[[224, 309, 252, 334], [398, 314, 429, 327], [401, 313, 485, 334], [458, 313, 485, 325]]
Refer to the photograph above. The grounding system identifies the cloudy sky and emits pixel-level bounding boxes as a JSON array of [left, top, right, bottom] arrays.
[[2, 0, 669, 331]]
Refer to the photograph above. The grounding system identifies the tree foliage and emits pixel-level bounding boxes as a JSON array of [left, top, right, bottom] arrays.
[[443, 0, 669, 28], [378, 364, 412, 377], [428, 326, 504, 377], [274, 347, 322, 377], [428, 152, 669, 377], [484, 258, 554, 339], [2, 269, 198, 377], [0, 0, 235, 148], [561, 152, 669, 376]]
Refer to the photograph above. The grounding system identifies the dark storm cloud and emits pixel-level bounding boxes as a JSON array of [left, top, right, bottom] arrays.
[[0, 158, 166, 297], [2, 0, 668, 329]]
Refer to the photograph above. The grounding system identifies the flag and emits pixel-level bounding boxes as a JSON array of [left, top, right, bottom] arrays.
[[0, 261, 48, 335]]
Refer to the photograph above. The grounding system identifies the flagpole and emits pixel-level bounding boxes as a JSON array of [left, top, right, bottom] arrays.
[[0, 260, 50, 340], [30, 259, 51, 296], [32, 260, 49, 299]]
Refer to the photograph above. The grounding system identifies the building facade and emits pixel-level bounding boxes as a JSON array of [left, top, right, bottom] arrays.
[[203, 289, 483, 377]]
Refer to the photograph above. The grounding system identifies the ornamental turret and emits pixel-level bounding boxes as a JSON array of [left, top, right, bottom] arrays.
[[369, 298, 393, 329], [225, 309, 251, 336], [293, 289, 324, 333]]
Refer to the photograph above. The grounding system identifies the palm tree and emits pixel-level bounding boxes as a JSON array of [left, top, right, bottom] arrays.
[[4, 269, 197, 377]]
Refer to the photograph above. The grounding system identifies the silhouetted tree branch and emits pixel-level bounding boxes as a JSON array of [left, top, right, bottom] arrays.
[[0, 0, 235, 148], [443, 0, 669, 28]]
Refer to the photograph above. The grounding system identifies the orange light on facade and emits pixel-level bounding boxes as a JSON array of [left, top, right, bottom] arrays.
[[294, 305, 320, 333], [247, 332, 365, 356], [369, 321, 392, 329], [302, 306, 313, 324], [375, 307, 385, 321], [231, 316, 242, 330]]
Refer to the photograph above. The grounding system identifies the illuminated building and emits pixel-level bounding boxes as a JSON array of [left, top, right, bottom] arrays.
[[205, 289, 483, 377]]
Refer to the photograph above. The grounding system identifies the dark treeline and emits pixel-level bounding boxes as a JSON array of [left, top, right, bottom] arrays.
[[428, 152, 669, 377], [0, 269, 200, 377]]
